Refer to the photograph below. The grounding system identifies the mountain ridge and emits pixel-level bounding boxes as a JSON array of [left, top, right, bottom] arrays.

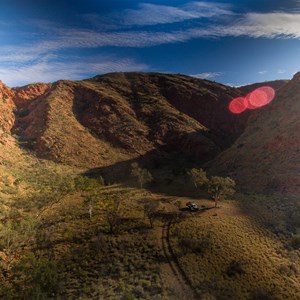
[[10, 72, 249, 168], [0, 72, 297, 195]]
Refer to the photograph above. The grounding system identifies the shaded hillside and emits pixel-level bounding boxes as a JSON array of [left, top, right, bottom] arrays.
[[208, 73, 300, 196], [11, 72, 247, 168]]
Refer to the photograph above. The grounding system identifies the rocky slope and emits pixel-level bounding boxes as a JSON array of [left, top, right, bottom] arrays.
[[0, 81, 15, 138], [0, 72, 297, 195], [11, 72, 246, 168], [208, 73, 300, 196]]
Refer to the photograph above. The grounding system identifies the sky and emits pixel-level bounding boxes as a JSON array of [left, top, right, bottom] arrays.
[[1, 0, 300, 86]]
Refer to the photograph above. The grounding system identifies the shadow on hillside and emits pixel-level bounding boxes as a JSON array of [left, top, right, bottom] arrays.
[[235, 193, 299, 237], [83, 146, 210, 199]]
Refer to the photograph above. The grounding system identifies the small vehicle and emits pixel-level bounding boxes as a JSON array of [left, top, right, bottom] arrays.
[[186, 201, 199, 211]]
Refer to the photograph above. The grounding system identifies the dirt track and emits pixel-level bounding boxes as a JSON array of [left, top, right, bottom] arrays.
[[160, 218, 198, 300]]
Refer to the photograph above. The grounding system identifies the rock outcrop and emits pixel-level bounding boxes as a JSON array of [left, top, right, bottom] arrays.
[[0, 81, 15, 143]]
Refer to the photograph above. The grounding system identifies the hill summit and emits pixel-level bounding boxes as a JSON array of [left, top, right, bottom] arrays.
[[11, 72, 248, 167]]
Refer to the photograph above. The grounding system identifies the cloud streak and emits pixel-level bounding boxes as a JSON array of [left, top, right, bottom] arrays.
[[8, 11, 300, 58], [0, 57, 148, 87], [2, 2, 300, 86], [191, 72, 222, 79], [120, 2, 232, 26], [258, 70, 268, 75], [217, 12, 300, 39]]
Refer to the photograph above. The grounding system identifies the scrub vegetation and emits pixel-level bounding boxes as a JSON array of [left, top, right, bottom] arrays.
[[0, 142, 299, 300]]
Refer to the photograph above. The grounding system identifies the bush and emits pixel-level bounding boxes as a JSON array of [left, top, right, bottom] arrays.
[[179, 235, 210, 254], [226, 260, 246, 277], [290, 235, 300, 249], [74, 175, 104, 192]]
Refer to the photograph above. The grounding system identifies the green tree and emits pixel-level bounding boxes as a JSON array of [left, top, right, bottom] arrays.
[[188, 168, 209, 189], [74, 175, 104, 192], [208, 176, 236, 207], [131, 163, 153, 188], [188, 168, 236, 207]]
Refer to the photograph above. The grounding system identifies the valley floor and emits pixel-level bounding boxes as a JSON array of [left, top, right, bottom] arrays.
[[0, 140, 299, 299]]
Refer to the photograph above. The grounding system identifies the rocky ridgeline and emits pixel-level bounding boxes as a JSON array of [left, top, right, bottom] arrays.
[[0, 72, 297, 196]]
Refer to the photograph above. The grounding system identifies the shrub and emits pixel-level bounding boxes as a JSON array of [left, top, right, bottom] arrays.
[[179, 235, 210, 254], [74, 175, 104, 192], [226, 260, 246, 277], [290, 235, 300, 249]]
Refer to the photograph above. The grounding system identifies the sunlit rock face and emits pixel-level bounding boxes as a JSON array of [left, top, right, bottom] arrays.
[[12, 83, 52, 107], [0, 81, 15, 137], [208, 73, 299, 196]]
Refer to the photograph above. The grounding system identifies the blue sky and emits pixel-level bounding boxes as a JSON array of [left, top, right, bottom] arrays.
[[1, 0, 300, 86]]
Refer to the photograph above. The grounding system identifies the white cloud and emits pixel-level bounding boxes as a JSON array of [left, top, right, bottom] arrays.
[[258, 70, 268, 75], [2, 3, 300, 86], [191, 72, 222, 79], [120, 2, 232, 26], [218, 12, 300, 39], [22, 12, 300, 51], [3, 7, 300, 64], [0, 57, 149, 87]]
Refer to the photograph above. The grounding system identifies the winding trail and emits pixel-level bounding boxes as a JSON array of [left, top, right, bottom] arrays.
[[158, 211, 198, 299]]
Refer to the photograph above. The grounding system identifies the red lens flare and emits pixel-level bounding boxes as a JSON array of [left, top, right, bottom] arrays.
[[229, 86, 275, 114], [247, 86, 275, 108], [245, 93, 260, 110], [229, 97, 247, 114]]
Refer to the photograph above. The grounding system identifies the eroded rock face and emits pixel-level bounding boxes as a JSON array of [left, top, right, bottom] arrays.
[[0, 81, 15, 138], [208, 73, 299, 196], [12, 83, 52, 107], [10, 73, 247, 168], [0, 72, 297, 195]]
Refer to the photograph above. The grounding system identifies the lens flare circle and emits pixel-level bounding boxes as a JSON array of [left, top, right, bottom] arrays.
[[228, 86, 276, 114], [247, 86, 275, 108], [229, 97, 247, 114], [245, 93, 259, 110]]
